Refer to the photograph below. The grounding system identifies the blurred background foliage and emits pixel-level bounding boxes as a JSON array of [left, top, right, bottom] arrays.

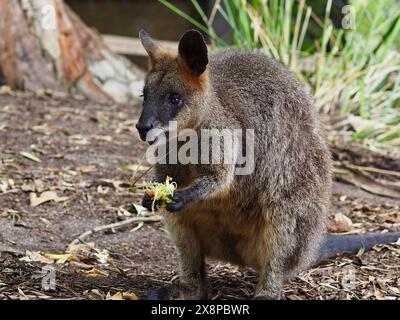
[[159, 0, 400, 155]]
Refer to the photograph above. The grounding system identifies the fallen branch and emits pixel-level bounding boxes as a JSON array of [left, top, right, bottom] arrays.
[[334, 165, 400, 199], [103, 34, 180, 56], [334, 161, 400, 178], [69, 215, 163, 246]]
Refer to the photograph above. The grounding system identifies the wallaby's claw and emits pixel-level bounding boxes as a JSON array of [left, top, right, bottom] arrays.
[[142, 194, 154, 211]]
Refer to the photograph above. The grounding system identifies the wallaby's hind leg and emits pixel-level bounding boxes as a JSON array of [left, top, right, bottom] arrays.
[[255, 260, 286, 300], [254, 205, 323, 300], [165, 216, 207, 299]]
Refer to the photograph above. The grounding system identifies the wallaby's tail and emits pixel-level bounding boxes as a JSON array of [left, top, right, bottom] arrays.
[[316, 232, 400, 265]]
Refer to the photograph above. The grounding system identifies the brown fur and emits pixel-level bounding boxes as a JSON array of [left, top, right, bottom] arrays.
[[137, 30, 332, 300], [177, 57, 209, 91]]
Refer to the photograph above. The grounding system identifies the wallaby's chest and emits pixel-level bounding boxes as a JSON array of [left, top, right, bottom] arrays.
[[166, 199, 268, 270]]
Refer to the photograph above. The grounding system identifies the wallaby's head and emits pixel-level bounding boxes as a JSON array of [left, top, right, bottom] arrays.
[[136, 29, 210, 143]]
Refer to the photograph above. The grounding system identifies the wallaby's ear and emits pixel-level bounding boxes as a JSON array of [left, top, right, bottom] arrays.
[[178, 30, 208, 76], [139, 29, 161, 63]]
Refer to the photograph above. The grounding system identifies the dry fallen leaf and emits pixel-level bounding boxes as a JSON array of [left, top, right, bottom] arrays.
[[0, 179, 11, 193], [20, 250, 76, 265], [42, 253, 74, 264], [133, 203, 150, 217], [108, 291, 138, 300], [95, 135, 113, 142], [85, 289, 104, 300], [39, 217, 52, 226], [20, 251, 53, 264], [69, 135, 89, 145], [108, 292, 123, 300], [374, 288, 386, 300], [30, 191, 68, 207], [67, 243, 95, 257], [382, 213, 400, 224], [32, 123, 52, 135], [20, 151, 41, 163], [80, 268, 109, 277], [327, 213, 353, 233], [286, 294, 303, 300], [67, 243, 111, 265], [17, 288, 29, 300], [69, 261, 94, 270], [79, 165, 96, 173], [93, 249, 110, 264], [388, 287, 400, 295]]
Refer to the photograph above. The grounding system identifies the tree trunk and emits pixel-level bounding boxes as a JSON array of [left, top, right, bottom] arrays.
[[0, 0, 144, 103]]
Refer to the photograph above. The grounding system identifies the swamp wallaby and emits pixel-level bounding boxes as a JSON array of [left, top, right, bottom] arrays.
[[136, 29, 400, 300]]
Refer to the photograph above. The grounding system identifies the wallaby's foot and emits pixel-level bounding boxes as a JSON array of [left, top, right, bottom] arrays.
[[254, 272, 284, 300], [253, 289, 282, 300], [147, 284, 207, 300]]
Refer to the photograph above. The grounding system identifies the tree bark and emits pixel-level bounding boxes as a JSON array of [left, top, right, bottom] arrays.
[[0, 0, 144, 103]]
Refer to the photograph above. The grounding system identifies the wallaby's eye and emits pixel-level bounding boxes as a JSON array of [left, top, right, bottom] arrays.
[[168, 93, 183, 107]]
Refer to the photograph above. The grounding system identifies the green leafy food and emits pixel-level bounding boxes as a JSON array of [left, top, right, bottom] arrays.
[[131, 176, 177, 212]]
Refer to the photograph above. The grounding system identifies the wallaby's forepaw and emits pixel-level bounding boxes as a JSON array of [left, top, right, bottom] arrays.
[[142, 192, 186, 212], [142, 194, 154, 211], [166, 193, 186, 212]]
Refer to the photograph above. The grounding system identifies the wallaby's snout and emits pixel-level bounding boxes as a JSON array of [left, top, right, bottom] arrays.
[[136, 119, 153, 141], [136, 94, 156, 142]]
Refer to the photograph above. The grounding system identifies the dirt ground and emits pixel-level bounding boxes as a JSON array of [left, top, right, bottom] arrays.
[[0, 90, 399, 300]]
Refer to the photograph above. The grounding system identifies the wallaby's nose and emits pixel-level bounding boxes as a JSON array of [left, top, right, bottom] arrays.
[[136, 122, 153, 141]]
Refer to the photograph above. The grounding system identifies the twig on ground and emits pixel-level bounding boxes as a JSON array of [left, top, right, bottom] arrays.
[[334, 161, 400, 178], [69, 215, 163, 246]]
